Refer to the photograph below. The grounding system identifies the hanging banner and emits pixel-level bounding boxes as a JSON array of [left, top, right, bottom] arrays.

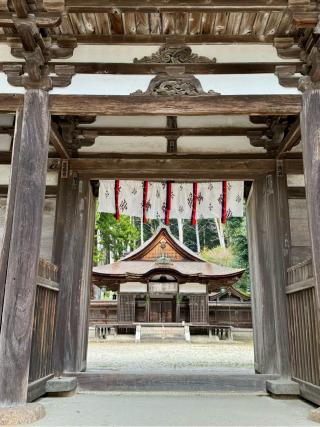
[[98, 180, 244, 222]]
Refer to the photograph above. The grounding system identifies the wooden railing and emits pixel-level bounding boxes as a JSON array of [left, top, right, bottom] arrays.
[[28, 259, 59, 399], [286, 259, 320, 404]]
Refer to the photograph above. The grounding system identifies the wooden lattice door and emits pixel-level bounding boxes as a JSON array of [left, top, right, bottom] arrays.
[[118, 294, 135, 322], [189, 295, 208, 324]]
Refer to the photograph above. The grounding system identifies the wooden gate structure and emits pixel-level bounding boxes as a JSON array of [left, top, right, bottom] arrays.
[[0, 0, 320, 419]]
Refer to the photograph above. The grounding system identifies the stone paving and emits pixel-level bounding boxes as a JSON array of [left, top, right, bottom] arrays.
[[32, 392, 318, 426], [87, 340, 254, 372]]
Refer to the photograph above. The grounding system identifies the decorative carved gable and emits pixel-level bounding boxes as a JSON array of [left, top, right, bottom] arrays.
[[134, 45, 216, 64]]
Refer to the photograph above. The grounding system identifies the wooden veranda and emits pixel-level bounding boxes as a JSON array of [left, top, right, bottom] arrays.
[[0, 0, 319, 423]]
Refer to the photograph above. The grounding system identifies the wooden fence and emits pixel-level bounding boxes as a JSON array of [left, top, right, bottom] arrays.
[[28, 258, 59, 401], [287, 259, 320, 405]]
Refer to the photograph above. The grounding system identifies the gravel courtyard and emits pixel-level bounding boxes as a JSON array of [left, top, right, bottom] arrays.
[[87, 341, 254, 372]]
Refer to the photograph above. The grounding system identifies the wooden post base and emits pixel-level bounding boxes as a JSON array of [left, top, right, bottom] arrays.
[[0, 403, 45, 425]]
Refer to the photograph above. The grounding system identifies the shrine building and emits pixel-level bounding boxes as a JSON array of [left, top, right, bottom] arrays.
[[90, 227, 248, 329]]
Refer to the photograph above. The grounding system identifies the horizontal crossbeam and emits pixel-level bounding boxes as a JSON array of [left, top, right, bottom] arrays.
[[0, 94, 302, 115], [69, 157, 303, 179], [0, 62, 303, 76]]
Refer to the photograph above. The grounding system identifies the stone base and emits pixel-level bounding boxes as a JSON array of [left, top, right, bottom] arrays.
[[45, 376, 77, 394], [0, 402, 45, 425], [309, 408, 320, 423], [266, 379, 300, 396]]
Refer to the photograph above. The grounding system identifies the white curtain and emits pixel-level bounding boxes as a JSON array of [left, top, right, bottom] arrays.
[[98, 180, 244, 220]]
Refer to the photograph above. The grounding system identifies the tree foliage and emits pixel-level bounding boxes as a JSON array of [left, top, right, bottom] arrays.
[[95, 211, 139, 263], [224, 217, 250, 294]]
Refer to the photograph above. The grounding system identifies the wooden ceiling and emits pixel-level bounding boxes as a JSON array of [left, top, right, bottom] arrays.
[[50, 10, 295, 40], [1, 1, 317, 42]]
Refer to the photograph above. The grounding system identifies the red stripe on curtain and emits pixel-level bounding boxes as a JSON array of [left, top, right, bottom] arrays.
[[221, 181, 227, 224], [115, 179, 120, 220], [143, 180, 149, 224], [191, 182, 198, 225], [165, 181, 172, 225]]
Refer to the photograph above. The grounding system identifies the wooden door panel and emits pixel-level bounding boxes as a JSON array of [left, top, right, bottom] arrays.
[[150, 301, 161, 322]]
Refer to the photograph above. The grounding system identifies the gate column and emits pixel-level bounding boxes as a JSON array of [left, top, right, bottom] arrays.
[[247, 174, 299, 394], [0, 90, 50, 413], [301, 89, 320, 363], [53, 175, 96, 375]]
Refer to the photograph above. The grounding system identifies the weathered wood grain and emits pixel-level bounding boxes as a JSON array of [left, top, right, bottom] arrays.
[[300, 89, 320, 365], [0, 60, 301, 75], [0, 90, 50, 407], [52, 177, 95, 374], [247, 178, 278, 374], [265, 173, 292, 377], [64, 0, 296, 13], [69, 158, 303, 179], [0, 109, 22, 330], [247, 173, 292, 376], [0, 94, 302, 115]]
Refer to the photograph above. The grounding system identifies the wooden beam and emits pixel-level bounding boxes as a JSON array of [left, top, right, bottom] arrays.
[[14, 34, 282, 46], [50, 95, 301, 116], [0, 185, 57, 196], [276, 118, 301, 158], [79, 126, 267, 137], [0, 94, 302, 116], [64, 0, 298, 13], [288, 186, 306, 199], [0, 126, 13, 135], [50, 123, 70, 160], [69, 157, 303, 179], [0, 12, 62, 27], [0, 61, 303, 75]]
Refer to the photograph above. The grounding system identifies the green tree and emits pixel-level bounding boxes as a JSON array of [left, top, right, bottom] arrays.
[[95, 211, 139, 263], [224, 217, 250, 294]]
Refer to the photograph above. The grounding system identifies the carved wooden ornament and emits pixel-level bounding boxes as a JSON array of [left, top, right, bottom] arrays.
[[134, 45, 216, 64], [132, 74, 220, 96]]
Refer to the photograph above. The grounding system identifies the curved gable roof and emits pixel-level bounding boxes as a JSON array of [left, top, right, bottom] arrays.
[[121, 226, 204, 262]]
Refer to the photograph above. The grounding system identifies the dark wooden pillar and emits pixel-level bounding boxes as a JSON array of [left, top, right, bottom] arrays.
[[0, 90, 50, 406], [175, 296, 180, 323], [301, 89, 320, 336], [0, 109, 23, 325], [53, 175, 96, 374], [247, 174, 291, 377]]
